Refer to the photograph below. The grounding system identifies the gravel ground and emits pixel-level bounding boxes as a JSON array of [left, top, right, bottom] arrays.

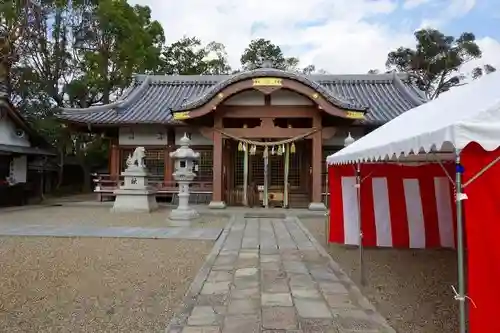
[[0, 236, 213, 333], [300, 216, 459, 333], [0, 206, 229, 229]]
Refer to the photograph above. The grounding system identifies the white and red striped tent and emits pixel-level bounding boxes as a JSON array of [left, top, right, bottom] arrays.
[[327, 71, 500, 333]]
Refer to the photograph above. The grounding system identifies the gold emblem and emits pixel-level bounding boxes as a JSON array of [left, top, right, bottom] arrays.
[[312, 93, 319, 99], [252, 78, 282, 86], [345, 111, 365, 119], [218, 93, 224, 98], [173, 112, 190, 120]]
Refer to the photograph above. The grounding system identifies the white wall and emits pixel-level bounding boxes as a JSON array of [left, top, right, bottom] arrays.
[[0, 117, 30, 147], [119, 126, 169, 146], [10, 156, 27, 183], [175, 128, 213, 146], [271, 90, 313, 105], [223, 90, 265, 106]]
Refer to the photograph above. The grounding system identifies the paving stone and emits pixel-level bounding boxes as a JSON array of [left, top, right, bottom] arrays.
[[283, 261, 308, 274], [262, 280, 290, 293], [182, 326, 220, 333], [222, 314, 261, 333], [318, 283, 349, 295], [233, 277, 259, 289], [239, 252, 259, 259], [261, 262, 281, 271], [230, 287, 260, 300], [291, 287, 322, 299], [262, 306, 298, 330], [200, 281, 231, 295], [196, 294, 229, 307], [187, 306, 219, 326], [227, 299, 260, 315], [299, 318, 338, 333], [261, 293, 293, 307], [236, 259, 259, 269], [207, 271, 233, 283], [310, 269, 339, 282], [324, 294, 357, 309], [235, 267, 258, 277], [294, 299, 332, 318], [260, 255, 280, 263]]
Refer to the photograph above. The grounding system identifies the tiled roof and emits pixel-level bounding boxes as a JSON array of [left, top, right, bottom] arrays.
[[56, 70, 427, 126]]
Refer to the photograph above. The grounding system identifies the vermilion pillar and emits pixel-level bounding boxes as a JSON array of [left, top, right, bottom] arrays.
[[209, 114, 226, 208], [309, 112, 326, 210]]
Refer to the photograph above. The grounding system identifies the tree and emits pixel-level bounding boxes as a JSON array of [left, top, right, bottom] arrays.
[[161, 37, 231, 75], [471, 64, 497, 80], [386, 29, 496, 99], [240, 38, 315, 73], [1, 0, 166, 191]]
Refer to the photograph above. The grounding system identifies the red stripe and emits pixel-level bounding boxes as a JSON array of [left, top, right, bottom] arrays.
[[419, 173, 441, 248], [386, 166, 410, 248], [360, 165, 376, 247], [329, 165, 346, 243]]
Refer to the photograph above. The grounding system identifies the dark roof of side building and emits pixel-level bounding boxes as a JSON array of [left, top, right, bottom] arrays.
[[56, 69, 427, 126]]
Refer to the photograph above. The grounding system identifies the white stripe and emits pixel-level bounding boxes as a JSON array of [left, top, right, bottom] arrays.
[[403, 179, 426, 248], [341, 176, 359, 245], [434, 177, 455, 248], [372, 178, 393, 247]]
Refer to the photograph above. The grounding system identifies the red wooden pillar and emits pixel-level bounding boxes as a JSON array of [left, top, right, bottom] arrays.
[[309, 113, 325, 210], [209, 114, 226, 208]]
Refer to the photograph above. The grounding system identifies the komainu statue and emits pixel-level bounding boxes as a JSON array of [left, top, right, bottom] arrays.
[[126, 147, 146, 169]]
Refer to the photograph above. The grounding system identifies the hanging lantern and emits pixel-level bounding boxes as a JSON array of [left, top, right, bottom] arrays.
[[291, 142, 296, 154], [238, 141, 243, 151]]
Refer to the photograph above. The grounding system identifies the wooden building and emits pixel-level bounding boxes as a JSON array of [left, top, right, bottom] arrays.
[[57, 68, 426, 209]]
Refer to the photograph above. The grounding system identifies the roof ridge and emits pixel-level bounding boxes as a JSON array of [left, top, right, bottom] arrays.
[[391, 71, 427, 106]]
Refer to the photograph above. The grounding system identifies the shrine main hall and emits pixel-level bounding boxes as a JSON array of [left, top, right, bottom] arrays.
[[57, 67, 426, 210]]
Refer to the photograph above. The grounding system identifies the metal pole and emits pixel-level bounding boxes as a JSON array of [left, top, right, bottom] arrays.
[[263, 153, 269, 209], [243, 144, 248, 206], [284, 143, 290, 208], [455, 150, 467, 333], [324, 170, 330, 246], [356, 163, 365, 286]]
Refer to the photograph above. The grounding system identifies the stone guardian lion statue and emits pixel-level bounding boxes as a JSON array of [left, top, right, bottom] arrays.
[[126, 147, 146, 169]]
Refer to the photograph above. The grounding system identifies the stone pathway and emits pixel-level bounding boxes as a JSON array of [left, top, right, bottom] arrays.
[[0, 224, 223, 240], [166, 215, 395, 333]]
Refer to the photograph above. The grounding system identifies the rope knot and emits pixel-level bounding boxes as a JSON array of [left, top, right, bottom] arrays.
[[451, 285, 477, 308]]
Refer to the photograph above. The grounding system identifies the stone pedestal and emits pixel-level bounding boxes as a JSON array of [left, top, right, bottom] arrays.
[[208, 201, 226, 209], [112, 166, 158, 213], [308, 202, 327, 211]]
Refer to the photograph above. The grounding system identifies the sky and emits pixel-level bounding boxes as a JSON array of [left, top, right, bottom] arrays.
[[129, 0, 500, 75]]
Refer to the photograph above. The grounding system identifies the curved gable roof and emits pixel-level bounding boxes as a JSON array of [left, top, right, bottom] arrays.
[[56, 71, 427, 126], [173, 68, 367, 112]]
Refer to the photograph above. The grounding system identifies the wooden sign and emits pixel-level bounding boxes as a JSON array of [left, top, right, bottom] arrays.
[[252, 78, 283, 86], [345, 111, 365, 119], [173, 111, 190, 120]]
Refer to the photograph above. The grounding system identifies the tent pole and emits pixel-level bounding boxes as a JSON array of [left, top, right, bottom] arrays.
[[356, 162, 365, 286], [455, 150, 467, 333]]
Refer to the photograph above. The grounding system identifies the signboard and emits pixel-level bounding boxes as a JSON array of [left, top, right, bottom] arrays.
[[252, 78, 283, 86]]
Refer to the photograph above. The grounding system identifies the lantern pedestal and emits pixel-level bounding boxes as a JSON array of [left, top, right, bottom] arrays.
[[308, 202, 326, 211], [112, 166, 158, 213]]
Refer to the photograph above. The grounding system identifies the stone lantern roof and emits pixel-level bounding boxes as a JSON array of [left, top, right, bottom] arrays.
[[169, 133, 200, 160]]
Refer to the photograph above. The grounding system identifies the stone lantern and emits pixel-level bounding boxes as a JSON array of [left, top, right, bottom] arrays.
[[167, 133, 201, 225]]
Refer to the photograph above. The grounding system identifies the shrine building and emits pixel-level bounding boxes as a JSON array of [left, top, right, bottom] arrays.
[[57, 68, 426, 210]]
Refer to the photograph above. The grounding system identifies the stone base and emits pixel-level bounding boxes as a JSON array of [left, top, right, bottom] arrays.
[[111, 189, 158, 213], [308, 202, 327, 211], [208, 201, 226, 209], [167, 208, 199, 227]]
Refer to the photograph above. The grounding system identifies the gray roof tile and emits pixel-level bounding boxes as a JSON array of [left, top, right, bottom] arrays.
[[57, 70, 427, 126]]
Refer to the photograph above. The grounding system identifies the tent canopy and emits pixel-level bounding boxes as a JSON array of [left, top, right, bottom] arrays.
[[327, 71, 500, 165]]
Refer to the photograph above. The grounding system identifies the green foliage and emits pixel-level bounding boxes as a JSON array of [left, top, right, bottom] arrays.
[[240, 38, 317, 73], [161, 37, 232, 75], [386, 28, 496, 99]]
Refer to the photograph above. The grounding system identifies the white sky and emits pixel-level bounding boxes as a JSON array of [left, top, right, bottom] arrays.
[[129, 0, 500, 75]]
